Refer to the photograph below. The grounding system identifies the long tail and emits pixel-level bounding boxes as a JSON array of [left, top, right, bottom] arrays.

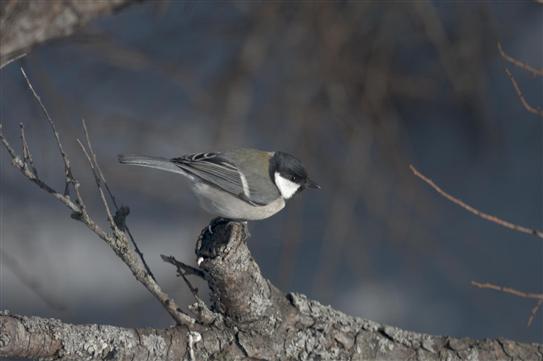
[[118, 154, 187, 175]]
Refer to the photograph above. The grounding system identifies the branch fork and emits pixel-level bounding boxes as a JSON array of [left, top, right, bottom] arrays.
[[1, 68, 195, 328]]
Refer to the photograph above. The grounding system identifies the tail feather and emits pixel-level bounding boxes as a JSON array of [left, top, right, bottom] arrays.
[[118, 154, 187, 175]]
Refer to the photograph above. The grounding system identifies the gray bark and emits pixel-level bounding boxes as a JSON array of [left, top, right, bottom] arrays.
[[0, 0, 138, 68], [1, 222, 542, 361]]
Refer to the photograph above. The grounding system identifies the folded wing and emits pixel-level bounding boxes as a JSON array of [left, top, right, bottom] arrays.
[[172, 152, 275, 206]]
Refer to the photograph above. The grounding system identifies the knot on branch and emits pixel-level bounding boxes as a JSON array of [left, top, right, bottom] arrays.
[[113, 206, 130, 231], [195, 218, 240, 260], [195, 219, 292, 332]]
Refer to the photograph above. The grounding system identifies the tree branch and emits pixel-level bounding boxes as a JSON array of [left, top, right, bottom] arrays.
[[472, 281, 543, 327], [2, 58, 541, 360], [497, 42, 543, 77], [2, 222, 542, 360], [409, 164, 543, 239], [3, 116, 542, 361], [0, 313, 188, 360], [1, 68, 195, 327], [79, 118, 156, 281], [496, 42, 543, 118], [411, 164, 543, 329], [503, 67, 543, 118], [0, 0, 140, 68]]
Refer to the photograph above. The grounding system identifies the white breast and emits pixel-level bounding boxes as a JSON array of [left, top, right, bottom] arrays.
[[274, 172, 301, 199]]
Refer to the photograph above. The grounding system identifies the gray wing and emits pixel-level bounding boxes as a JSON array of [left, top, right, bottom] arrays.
[[171, 152, 279, 205]]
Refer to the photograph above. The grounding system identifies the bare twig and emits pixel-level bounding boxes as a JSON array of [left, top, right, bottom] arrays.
[[503, 67, 543, 117], [497, 42, 543, 77], [161, 254, 215, 324], [161, 255, 205, 280], [528, 299, 543, 327], [0, 124, 18, 162], [80, 119, 156, 281], [76, 139, 117, 229], [0, 52, 26, 70], [0, 125, 80, 213], [75, 138, 195, 326], [20, 67, 75, 195], [471, 281, 543, 299], [161, 255, 204, 299], [409, 165, 543, 239], [496, 42, 543, 117], [1, 70, 196, 327], [471, 281, 543, 327], [19, 123, 35, 173]]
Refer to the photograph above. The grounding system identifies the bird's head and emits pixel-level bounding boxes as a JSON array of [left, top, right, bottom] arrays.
[[270, 151, 320, 199]]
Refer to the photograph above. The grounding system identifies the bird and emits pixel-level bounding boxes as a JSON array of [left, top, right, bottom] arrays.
[[118, 148, 320, 221]]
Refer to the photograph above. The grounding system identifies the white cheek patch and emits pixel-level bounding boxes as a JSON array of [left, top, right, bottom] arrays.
[[274, 172, 301, 199]]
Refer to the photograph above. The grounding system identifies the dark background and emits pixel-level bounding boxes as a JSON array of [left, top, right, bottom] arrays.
[[1, 0, 542, 345]]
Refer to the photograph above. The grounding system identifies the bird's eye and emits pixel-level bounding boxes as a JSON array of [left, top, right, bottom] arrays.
[[289, 175, 297, 182]]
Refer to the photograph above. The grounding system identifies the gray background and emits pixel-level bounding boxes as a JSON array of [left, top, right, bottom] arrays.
[[1, 0, 542, 346]]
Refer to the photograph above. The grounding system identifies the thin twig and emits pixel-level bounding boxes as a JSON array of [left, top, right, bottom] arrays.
[[0, 124, 18, 160], [80, 119, 156, 281], [0, 125, 80, 213], [497, 42, 543, 77], [471, 281, 543, 327], [76, 139, 117, 230], [20, 67, 75, 195], [528, 299, 543, 327], [1, 71, 196, 327], [161, 255, 215, 324], [0, 52, 27, 70], [76, 132, 194, 326], [81, 119, 119, 206], [161, 255, 204, 297], [409, 165, 543, 239], [471, 281, 543, 299], [20, 124, 38, 175], [503, 67, 543, 117], [19, 123, 34, 170], [161, 255, 205, 279]]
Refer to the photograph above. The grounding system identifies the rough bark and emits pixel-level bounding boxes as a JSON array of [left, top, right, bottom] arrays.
[[2, 222, 542, 361], [0, 0, 139, 68]]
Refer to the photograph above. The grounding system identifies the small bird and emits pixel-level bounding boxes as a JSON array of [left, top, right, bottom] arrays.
[[118, 148, 320, 221]]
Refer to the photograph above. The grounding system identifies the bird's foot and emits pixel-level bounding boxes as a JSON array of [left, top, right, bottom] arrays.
[[196, 217, 233, 259]]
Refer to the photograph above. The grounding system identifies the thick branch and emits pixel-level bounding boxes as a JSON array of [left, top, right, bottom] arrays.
[[0, 313, 189, 360], [196, 222, 292, 330], [2, 221, 542, 360], [3, 220, 543, 361], [0, 0, 139, 68]]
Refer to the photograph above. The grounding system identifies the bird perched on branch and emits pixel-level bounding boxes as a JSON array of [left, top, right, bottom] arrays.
[[119, 148, 320, 221]]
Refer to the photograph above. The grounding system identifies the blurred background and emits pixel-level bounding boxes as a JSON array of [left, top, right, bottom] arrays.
[[1, 0, 541, 346]]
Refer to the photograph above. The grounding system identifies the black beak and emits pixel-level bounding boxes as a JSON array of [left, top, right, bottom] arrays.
[[305, 178, 321, 189]]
